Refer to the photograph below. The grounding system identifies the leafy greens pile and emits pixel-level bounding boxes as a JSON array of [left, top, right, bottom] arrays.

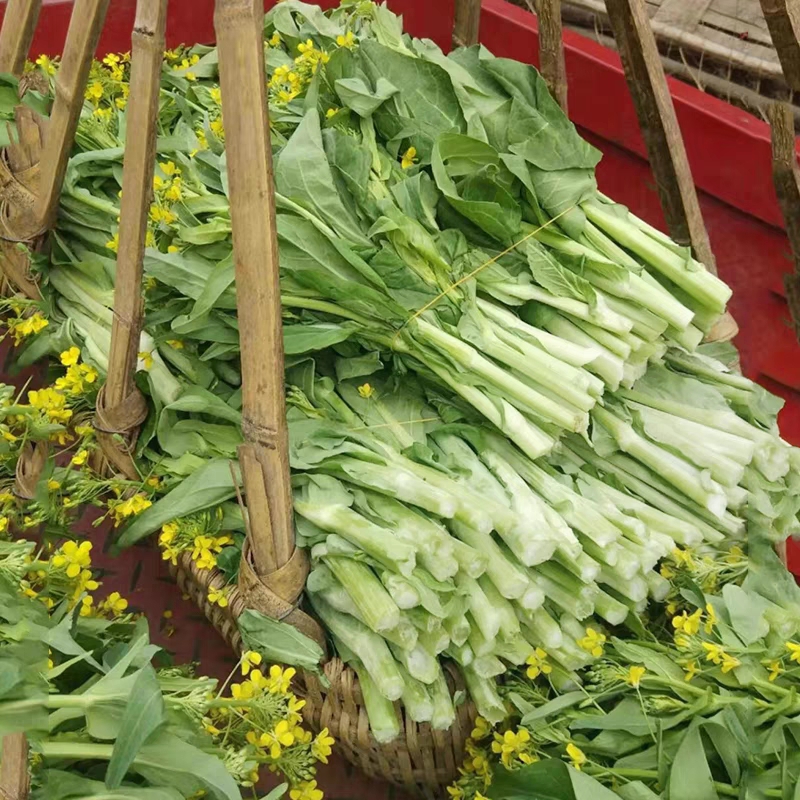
[[4, 1, 800, 789]]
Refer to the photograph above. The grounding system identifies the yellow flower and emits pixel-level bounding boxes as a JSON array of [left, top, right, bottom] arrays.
[[297, 39, 315, 54], [269, 32, 281, 47], [660, 564, 675, 579], [241, 650, 262, 676], [491, 727, 531, 769], [35, 55, 57, 75], [192, 535, 217, 570], [566, 742, 587, 771], [210, 118, 224, 139], [525, 647, 552, 680], [208, 586, 228, 607], [766, 660, 783, 682], [326, 107, 338, 118], [263, 719, 296, 759], [98, 591, 129, 617], [683, 660, 699, 682], [166, 339, 183, 349], [52, 540, 92, 579], [159, 522, 179, 544], [1, 430, 17, 442], [60, 347, 80, 367], [446, 787, 464, 800], [93, 107, 112, 120], [624, 665, 646, 688], [70, 449, 89, 467], [703, 643, 740, 672], [312, 727, 335, 763], [672, 547, 695, 569], [106, 233, 119, 253], [210, 86, 221, 105], [149, 205, 177, 225], [7, 313, 49, 344], [357, 383, 374, 399], [705, 603, 718, 633], [138, 351, 154, 371], [577, 627, 606, 658], [203, 718, 222, 736], [786, 642, 800, 663], [726, 545, 745, 563], [265, 664, 296, 694], [109, 493, 152, 524], [672, 608, 702, 637], [471, 716, 492, 741], [336, 31, 356, 49], [0, 518, 8, 534], [85, 81, 104, 104], [79, 595, 95, 617], [401, 146, 417, 170], [290, 780, 323, 800]]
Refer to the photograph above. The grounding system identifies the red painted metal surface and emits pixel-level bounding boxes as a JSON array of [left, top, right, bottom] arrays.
[[0, 1, 799, 786]]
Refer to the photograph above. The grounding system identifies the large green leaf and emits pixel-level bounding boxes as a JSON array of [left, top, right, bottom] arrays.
[[35, 771, 182, 800], [668, 722, 718, 800], [106, 666, 166, 789], [238, 609, 325, 674]]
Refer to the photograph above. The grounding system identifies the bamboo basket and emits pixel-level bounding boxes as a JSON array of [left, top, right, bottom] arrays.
[[0, 0, 786, 797]]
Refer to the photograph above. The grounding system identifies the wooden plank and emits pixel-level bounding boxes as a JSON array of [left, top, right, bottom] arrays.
[[98, 0, 167, 480], [537, 0, 569, 109], [653, 0, 712, 30], [713, 0, 770, 28], [453, 0, 481, 46], [759, 0, 800, 90], [604, 0, 717, 270], [215, 0, 294, 575], [768, 101, 800, 339], [34, 0, 111, 234], [0, 0, 42, 75], [700, 10, 773, 48]]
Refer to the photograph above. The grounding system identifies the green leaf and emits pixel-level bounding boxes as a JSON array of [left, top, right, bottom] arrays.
[[275, 110, 370, 247], [132, 730, 240, 800], [334, 76, 398, 117], [115, 459, 239, 549], [615, 783, 662, 800], [283, 322, 356, 355], [668, 722, 719, 800], [106, 665, 166, 789], [260, 785, 288, 800], [721, 584, 769, 646], [521, 691, 585, 726], [163, 385, 243, 425], [238, 609, 325, 674], [36, 770, 182, 800], [488, 758, 577, 800]]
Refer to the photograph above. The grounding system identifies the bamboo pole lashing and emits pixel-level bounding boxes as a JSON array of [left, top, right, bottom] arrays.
[[0, 0, 43, 77], [603, 0, 717, 275], [0, 733, 29, 800], [32, 0, 111, 238], [95, 0, 167, 480]]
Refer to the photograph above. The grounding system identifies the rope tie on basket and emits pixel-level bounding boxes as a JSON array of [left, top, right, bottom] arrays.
[[229, 460, 327, 650], [92, 384, 149, 480], [13, 441, 48, 500], [389, 205, 577, 350]]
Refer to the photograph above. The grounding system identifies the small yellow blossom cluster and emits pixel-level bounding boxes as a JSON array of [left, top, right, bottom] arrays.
[[577, 626, 606, 658], [491, 727, 538, 768], [55, 347, 99, 397], [170, 52, 200, 82], [202, 652, 332, 792], [106, 492, 152, 526], [149, 161, 183, 228], [446, 717, 495, 800], [2, 298, 49, 346], [157, 509, 233, 571], [84, 53, 131, 117]]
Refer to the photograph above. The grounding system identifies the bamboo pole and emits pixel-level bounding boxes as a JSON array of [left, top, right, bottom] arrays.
[[0, 733, 29, 800], [214, 0, 294, 575], [768, 102, 800, 339], [95, 0, 166, 479], [760, 0, 800, 92], [33, 0, 111, 236], [453, 0, 481, 47], [535, 0, 568, 111], [604, 0, 716, 273], [0, 0, 43, 76]]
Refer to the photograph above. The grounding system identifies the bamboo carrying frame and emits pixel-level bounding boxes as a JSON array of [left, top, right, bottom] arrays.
[[0, 0, 787, 795]]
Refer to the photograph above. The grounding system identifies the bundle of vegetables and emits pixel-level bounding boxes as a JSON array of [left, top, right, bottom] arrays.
[[3, 0, 799, 762], [0, 381, 332, 800]]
